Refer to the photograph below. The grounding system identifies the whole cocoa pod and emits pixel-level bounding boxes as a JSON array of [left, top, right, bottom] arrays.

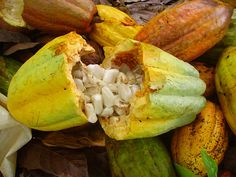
[[135, 0, 233, 62], [107, 137, 176, 177], [89, 5, 143, 47], [192, 62, 215, 97], [215, 46, 236, 135], [171, 101, 228, 177], [198, 10, 236, 65], [22, 0, 97, 34]]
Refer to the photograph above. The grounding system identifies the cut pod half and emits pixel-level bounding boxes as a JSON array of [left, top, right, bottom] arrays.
[[99, 39, 206, 140], [7, 32, 94, 131]]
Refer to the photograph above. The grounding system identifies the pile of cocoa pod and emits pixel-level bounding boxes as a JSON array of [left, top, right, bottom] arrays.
[[0, 0, 236, 177]]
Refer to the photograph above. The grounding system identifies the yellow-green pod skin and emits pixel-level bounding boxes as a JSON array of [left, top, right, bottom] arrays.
[[7, 32, 94, 131], [215, 46, 236, 135], [100, 39, 206, 140]]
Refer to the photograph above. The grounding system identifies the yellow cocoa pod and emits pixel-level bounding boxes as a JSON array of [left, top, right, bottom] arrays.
[[171, 101, 228, 177], [95, 5, 136, 25], [215, 46, 236, 135], [89, 5, 143, 47], [192, 62, 215, 97]]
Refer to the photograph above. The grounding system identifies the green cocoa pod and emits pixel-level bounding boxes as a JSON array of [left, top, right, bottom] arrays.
[[106, 137, 176, 177], [0, 56, 21, 95], [216, 46, 236, 135]]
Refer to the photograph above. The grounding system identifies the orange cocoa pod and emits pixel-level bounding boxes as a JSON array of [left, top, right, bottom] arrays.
[[191, 62, 215, 97], [22, 0, 97, 34], [135, 0, 233, 62]]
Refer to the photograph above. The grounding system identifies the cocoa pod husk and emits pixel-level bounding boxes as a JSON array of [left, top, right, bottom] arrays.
[[135, 0, 233, 62], [22, 0, 97, 34]]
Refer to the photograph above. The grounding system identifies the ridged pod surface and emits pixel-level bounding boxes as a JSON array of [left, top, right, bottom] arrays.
[[199, 10, 236, 65], [135, 0, 233, 62], [100, 39, 206, 140], [89, 5, 143, 47], [192, 62, 215, 97], [215, 46, 236, 135], [107, 137, 176, 177], [7, 32, 95, 130], [22, 0, 97, 34], [171, 101, 228, 176]]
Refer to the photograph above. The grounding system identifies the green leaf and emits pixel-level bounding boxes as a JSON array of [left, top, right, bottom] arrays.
[[174, 163, 197, 177], [201, 149, 218, 177], [0, 56, 22, 95]]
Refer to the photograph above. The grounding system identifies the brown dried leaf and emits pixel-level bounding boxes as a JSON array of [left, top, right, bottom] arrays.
[[94, 0, 179, 24], [18, 169, 56, 177], [221, 132, 236, 176], [0, 29, 30, 43], [4, 42, 38, 55], [18, 140, 89, 177], [41, 124, 105, 149], [222, 146, 236, 175], [84, 148, 110, 177]]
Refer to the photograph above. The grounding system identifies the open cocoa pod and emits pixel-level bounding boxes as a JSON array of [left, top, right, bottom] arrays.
[[7, 32, 206, 140]]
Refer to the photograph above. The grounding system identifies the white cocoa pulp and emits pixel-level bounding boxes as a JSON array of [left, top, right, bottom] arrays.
[[72, 62, 143, 123]]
